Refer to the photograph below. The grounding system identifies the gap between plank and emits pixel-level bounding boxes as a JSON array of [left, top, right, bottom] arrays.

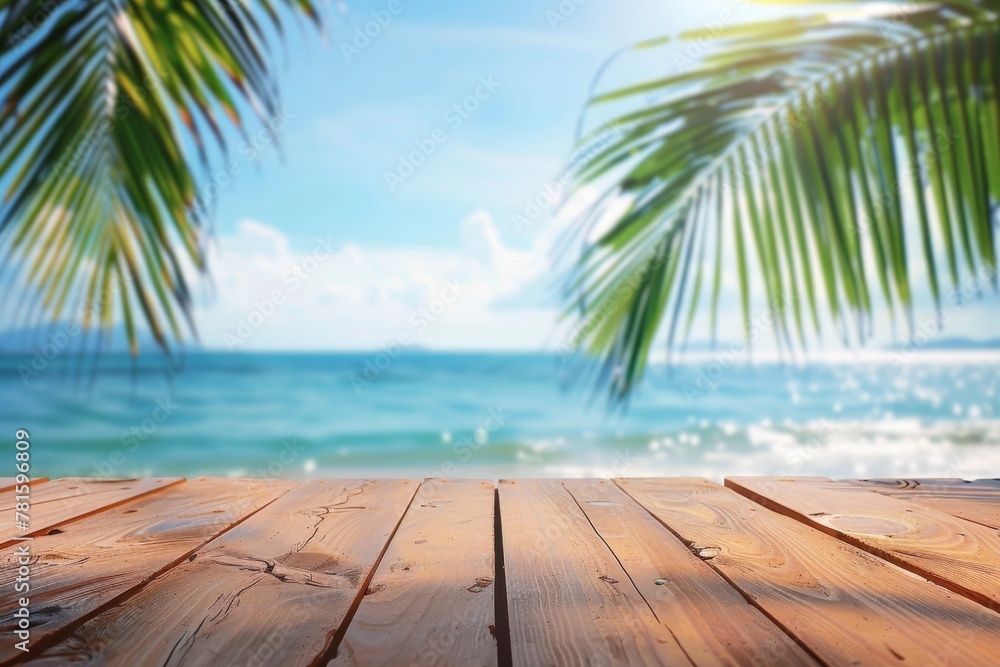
[[724, 478, 1000, 617], [559, 482, 696, 667], [3, 477, 187, 548], [611, 479, 830, 667], [4, 479, 298, 667], [309, 480, 421, 666], [493, 488, 512, 667]]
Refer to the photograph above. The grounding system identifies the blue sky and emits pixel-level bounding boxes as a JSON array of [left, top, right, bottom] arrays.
[[214, 0, 708, 249]]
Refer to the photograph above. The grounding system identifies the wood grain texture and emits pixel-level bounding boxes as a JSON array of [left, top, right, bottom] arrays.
[[332, 479, 496, 667], [846, 479, 1000, 487], [727, 476, 1000, 612], [1, 477, 182, 548], [561, 479, 813, 666], [32, 479, 417, 667], [0, 477, 47, 493], [617, 477, 1000, 666], [844, 478, 1000, 529], [499, 478, 690, 667], [0, 477, 293, 666]]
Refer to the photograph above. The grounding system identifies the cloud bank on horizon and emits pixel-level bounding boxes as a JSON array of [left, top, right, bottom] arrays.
[[193, 207, 1000, 357], [204, 211, 562, 352]]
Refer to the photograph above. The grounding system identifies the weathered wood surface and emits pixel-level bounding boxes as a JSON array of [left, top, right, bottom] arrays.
[[332, 479, 496, 667], [1, 477, 181, 548], [561, 479, 813, 666], [4, 476, 1000, 666], [619, 477, 1000, 666], [727, 476, 1000, 613], [499, 478, 691, 666], [0, 477, 292, 665], [32, 479, 417, 666], [845, 478, 1000, 530]]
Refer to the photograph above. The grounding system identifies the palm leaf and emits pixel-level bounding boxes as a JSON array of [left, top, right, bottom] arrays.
[[563, 0, 1000, 402], [0, 0, 321, 357]]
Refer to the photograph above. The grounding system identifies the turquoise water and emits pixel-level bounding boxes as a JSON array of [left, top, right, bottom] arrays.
[[2, 352, 998, 481]]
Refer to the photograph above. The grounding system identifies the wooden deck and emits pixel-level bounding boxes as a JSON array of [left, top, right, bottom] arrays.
[[3, 476, 1000, 666]]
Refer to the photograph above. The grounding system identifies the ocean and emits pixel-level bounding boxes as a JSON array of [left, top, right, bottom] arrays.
[[3, 351, 999, 482]]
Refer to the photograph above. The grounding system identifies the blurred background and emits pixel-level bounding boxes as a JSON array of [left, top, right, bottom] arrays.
[[2, 0, 999, 481]]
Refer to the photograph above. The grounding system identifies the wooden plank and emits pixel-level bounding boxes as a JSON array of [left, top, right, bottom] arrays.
[[844, 478, 1000, 530], [499, 478, 690, 666], [332, 479, 496, 667], [0, 477, 293, 665], [0, 477, 48, 493], [561, 479, 814, 666], [0, 477, 182, 548], [617, 477, 1000, 666], [727, 476, 1000, 613], [32, 479, 417, 667]]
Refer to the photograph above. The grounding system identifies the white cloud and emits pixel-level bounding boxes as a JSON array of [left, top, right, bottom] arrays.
[[195, 211, 560, 351]]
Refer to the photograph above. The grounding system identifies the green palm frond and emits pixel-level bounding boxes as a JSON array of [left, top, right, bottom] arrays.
[[0, 0, 321, 356], [563, 0, 1000, 402]]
